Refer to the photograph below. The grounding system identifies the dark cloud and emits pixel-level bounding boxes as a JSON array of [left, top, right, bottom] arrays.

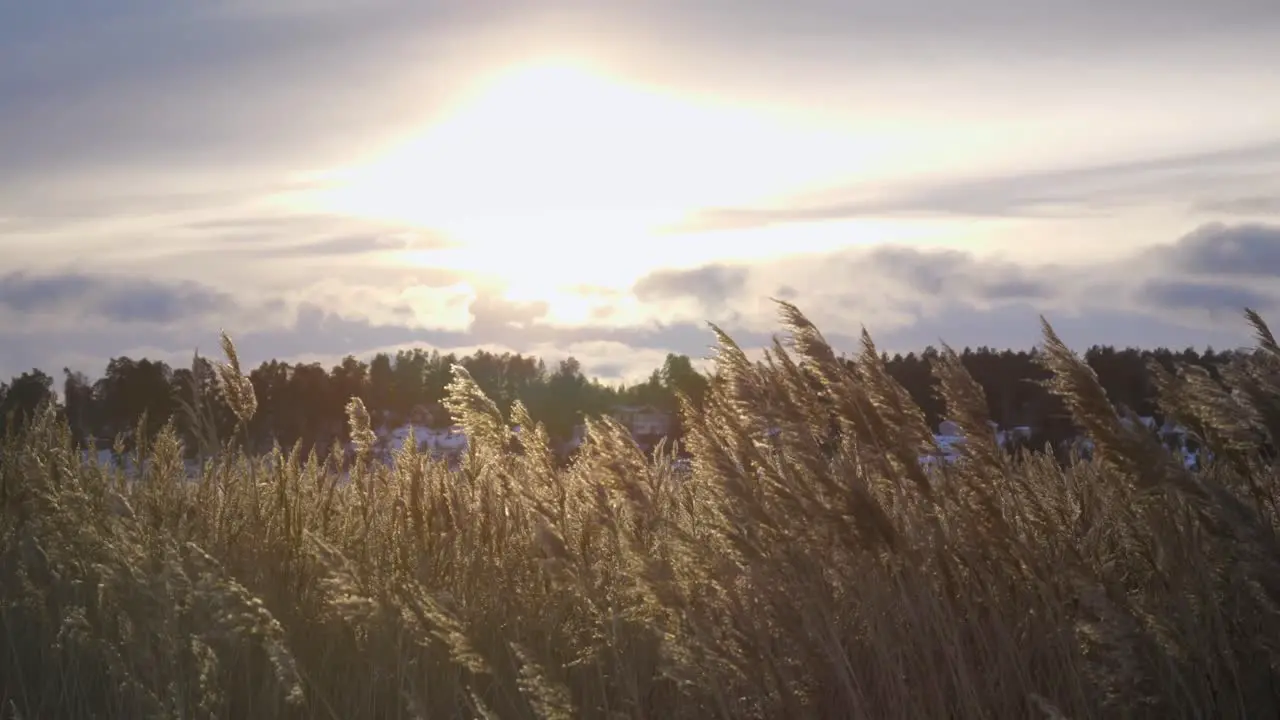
[[861, 247, 960, 294], [633, 265, 748, 308], [0, 271, 236, 324], [1138, 279, 1276, 315], [1162, 222, 1280, 277], [852, 245, 1055, 303], [674, 222, 1279, 351], [980, 278, 1052, 300]]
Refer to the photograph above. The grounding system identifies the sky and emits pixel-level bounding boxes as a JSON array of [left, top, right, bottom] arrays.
[[3, 0, 1280, 383]]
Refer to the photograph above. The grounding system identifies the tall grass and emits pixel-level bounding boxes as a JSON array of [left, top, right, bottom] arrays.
[[3, 302, 1280, 719]]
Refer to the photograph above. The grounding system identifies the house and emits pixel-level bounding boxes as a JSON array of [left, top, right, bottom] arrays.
[[550, 424, 589, 463], [938, 419, 1000, 438], [611, 405, 673, 439]]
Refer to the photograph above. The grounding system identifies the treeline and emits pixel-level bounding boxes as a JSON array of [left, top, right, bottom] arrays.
[[872, 344, 1238, 443], [0, 348, 712, 456], [0, 341, 1238, 456]]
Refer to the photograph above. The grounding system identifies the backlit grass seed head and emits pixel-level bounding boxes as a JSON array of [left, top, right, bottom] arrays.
[[443, 365, 507, 449], [1245, 307, 1279, 357], [346, 397, 377, 459], [512, 642, 577, 720], [215, 330, 257, 424]]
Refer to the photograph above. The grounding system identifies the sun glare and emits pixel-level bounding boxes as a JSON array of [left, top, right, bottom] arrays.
[[303, 59, 903, 306]]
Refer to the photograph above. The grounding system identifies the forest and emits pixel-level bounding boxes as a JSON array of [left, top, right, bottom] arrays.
[[0, 340, 1238, 456]]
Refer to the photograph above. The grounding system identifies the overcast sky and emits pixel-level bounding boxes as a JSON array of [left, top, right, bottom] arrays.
[[3, 0, 1280, 382]]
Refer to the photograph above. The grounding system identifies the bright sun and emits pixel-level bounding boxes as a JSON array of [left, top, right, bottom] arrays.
[[313, 63, 697, 279], [301, 59, 897, 310]]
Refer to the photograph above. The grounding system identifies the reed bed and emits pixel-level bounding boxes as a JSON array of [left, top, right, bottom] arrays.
[[3, 303, 1279, 719]]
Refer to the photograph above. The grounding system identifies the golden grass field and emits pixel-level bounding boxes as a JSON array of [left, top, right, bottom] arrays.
[[3, 302, 1279, 719]]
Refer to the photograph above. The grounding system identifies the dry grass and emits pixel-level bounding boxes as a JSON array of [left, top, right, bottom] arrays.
[[3, 302, 1280, 719]]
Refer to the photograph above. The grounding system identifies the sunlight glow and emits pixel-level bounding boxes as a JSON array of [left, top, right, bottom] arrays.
[[303, 60, 910, 304]]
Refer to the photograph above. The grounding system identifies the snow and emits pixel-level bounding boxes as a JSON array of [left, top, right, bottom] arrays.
[[61, 414, 1217, 483], [81, 448, 204, 481], [379, 424, 468, 455], [356, 423, 471, 466]]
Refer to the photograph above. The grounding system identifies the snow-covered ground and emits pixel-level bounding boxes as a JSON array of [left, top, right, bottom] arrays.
[[69, 414, 1210, 482], [82, 448, 205, 480], [921, 417, 1205, 469], [375, 423, 469, 458]]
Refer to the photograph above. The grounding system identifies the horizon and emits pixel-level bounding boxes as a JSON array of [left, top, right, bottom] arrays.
[[4, 1, 1280, 384], [30, 323, 1260, 397]]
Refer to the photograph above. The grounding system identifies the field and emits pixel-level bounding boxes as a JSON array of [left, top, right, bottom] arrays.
[[3, 302, 1279, 719]]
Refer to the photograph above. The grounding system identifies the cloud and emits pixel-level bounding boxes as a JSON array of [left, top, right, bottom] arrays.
[[228, 310, 774, 380], [5, 222, 1279, 383], [180, 215, 454, 272], [856, 246, 1054, 301], [0, 4, 480, 169], [1138, 279, 1273, 315], [7, 0, 1280, 226], [0, 3, 546, 238], [869, 301, 1262, 356], [256, 234, 409, 258], [1194, 196, 1280, 216], [632, 265, 749, 309], [4, 2, 1280, 382], [1163, 222, 1280, 277], [981, 278, 1051, 301], [6, 219, 1280, 381], [0, 264, 777, 381], [633, 221, 1280, 355], [0, 271, 238, 325], [624, 0, 1280, 56], [674, 140, 1280, 232], [0, 209, 463, 310]]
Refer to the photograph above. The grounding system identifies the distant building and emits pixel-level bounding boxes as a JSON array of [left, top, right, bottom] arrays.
[[611, 405, 673, 438], [938, 419, 999, 438], [551, 423, 589, 463], [938, 419, 963, 437]]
